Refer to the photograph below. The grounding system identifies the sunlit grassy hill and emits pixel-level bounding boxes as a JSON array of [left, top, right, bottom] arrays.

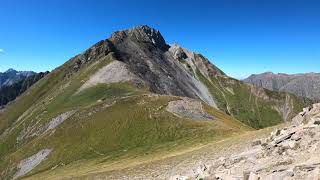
[[0, 26, 311, 179]]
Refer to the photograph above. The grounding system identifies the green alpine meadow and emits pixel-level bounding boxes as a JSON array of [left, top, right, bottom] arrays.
[[0, 26, 312, 179]]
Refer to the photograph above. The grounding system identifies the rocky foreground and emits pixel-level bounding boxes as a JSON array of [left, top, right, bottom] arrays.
[[171, 104, 320, 180]]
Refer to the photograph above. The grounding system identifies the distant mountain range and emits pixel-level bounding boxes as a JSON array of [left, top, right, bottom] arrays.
[[0, 68, 36, 88], [244, 72, 320, 101], [0, 69, 49, 107]]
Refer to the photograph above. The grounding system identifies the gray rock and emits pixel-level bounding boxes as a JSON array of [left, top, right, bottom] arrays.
[[295, 164, 319, 171], [166, 98, 214, 120], [314, 119, 320, 125], [44, 110, 77, 133], [13, 149, 52, 179], [251, 140, 262, 147], [243, 171, 259, 180], [94, 26, 223, 108], [307, 167, 320, 180], [169, 175, 189, 180], [280, 140, 296, 149], [291, 133, 302, 141], [274, 132, 295, 144], [292, 114, 304, 126], [78, 60, 144, 92], [265, 170, 294, 180]]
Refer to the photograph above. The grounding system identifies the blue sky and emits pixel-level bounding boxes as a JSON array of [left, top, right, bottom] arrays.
[[0, 0, 320, 79]]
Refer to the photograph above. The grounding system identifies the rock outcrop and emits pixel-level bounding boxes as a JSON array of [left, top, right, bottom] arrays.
[[17, 110, 76, 143], [78, 60, 144, 92], [166, 98, 214, 120], [13, 149, 52, 179], [171, 103, 320, 179]]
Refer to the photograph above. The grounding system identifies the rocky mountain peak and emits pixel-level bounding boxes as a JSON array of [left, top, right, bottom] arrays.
[[2, 68, 35, 76], [0, 69, 36, 88], [169, 43, 189, 60], [110, 25, 169, 51], [5, 68, 17, 73], [262, 71, 274, 75]]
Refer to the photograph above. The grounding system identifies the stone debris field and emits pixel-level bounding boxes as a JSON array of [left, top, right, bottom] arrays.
[[171, 104, 320, 180]]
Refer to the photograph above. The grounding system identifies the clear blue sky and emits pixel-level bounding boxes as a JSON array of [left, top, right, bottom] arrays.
[[0, 0, 320, 79]]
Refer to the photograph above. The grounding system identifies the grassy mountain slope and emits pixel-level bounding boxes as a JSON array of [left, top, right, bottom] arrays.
[[197, 72, 311, 128], [0, 25, 311, 179], [0, 52, 249, 179]]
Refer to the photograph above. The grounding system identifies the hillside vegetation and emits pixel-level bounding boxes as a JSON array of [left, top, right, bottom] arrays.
[[0, 53, 249, 179], [0, 26, 311, 179], [197, 71, 311, 128]]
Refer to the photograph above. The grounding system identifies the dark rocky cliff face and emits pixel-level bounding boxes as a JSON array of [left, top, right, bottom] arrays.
[[244, 72, 320, 101], [110, 26, 214, 103], [0, 71, 49, 107], [65, 25, 223, 107]]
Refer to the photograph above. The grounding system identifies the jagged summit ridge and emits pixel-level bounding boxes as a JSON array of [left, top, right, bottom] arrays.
[[5, 68, 17, 73], [110, 25, 169, 51], [76, 25, 223, 107]]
